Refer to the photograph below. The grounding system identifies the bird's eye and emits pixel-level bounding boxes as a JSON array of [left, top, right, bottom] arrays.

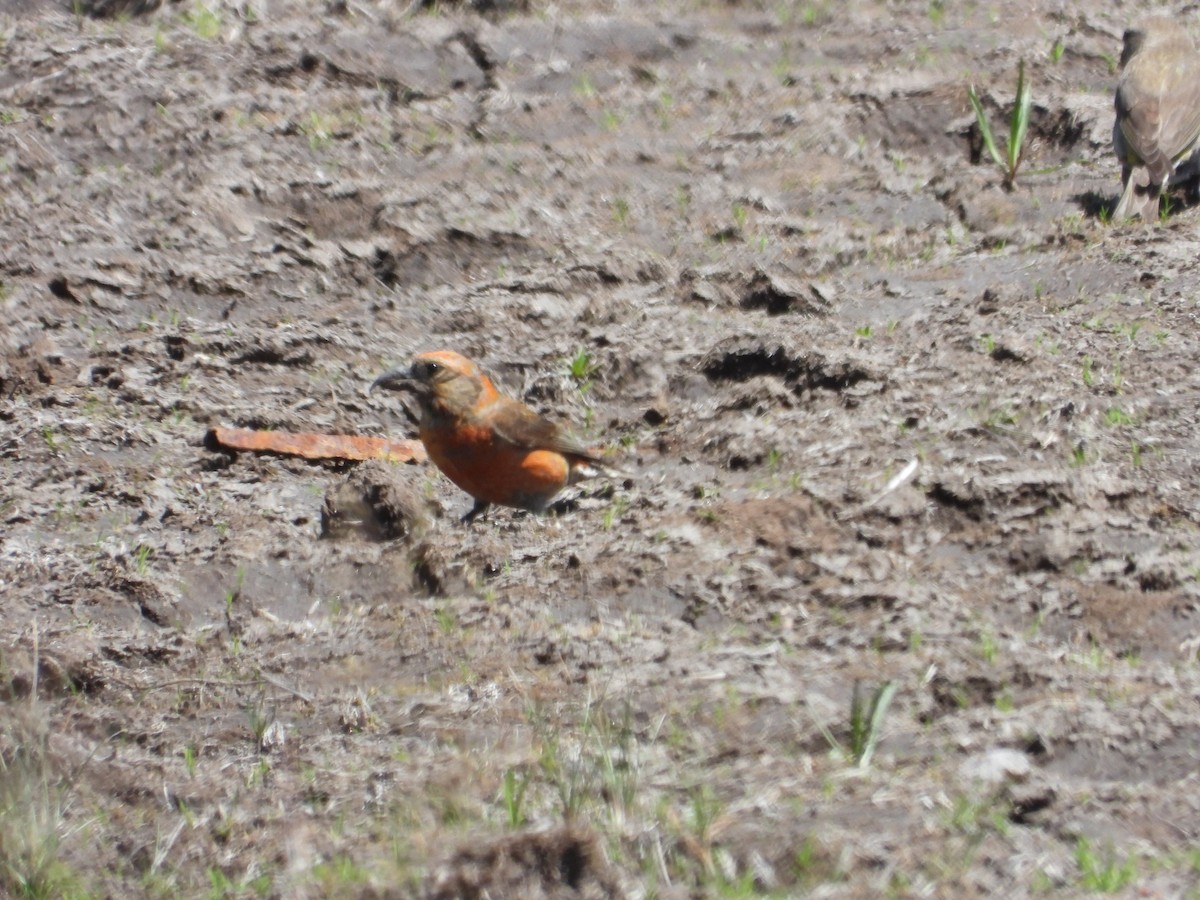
[[426, 362, 440, 373]]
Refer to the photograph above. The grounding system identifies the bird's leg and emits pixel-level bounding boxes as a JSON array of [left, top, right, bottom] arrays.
[[1146, 182, 1166, 221], [461, 499, 490, 524]]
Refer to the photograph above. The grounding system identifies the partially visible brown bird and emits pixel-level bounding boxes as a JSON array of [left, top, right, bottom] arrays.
[[371, 350, 618, 522], [1113, 18, 1200, 221]]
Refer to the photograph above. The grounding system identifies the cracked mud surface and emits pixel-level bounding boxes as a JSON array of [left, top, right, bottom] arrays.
[[3, 0, 1200, 896]]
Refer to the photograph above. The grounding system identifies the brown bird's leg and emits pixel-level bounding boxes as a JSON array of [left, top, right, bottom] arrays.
[[1140, 182, 1164, 222], [461, 499, 491, 524]]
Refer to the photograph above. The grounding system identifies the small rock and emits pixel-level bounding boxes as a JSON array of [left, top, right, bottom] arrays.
[[259, 719, 286, 753], [960, 747, 1032, 786]]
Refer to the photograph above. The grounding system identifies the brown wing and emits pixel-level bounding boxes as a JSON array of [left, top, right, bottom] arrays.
[[1118, 77, 1169, 180], [1155, 52, 1200, 165], [1118, 45, 1200, 183], [487, 399, 601, 462]]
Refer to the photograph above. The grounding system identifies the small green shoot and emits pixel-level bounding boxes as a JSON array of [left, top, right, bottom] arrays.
[[848, 680, 896, 768], [184, 3, 222, 39], [501, 768, 529, 828], [1081, 355, 1095, 387], [814, 680, 897, 769], [434, 606, 456, 635], [246, 700, 271, 752], [601, 496, 629, 531], [132, 544, 153, 575], [566, 348, 599, 393], [1074, 837, 1138, 892], [1104, 407, 1132, 427], [978, 629, 998, 664], [732, 202, 748, 232], [574, 74, 597, 100], [656, 92, 674, 129], [967, 60, 1032, 189], [611, 196, 630, 228], [224, 567, 245, 618], [183, 743, 198, 777], [303, 112, 335, 150], [600, 109, 622, 131]]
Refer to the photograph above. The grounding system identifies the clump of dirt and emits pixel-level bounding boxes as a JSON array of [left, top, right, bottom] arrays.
[[322, 459, 430, 542], [425, 827, 621, 900]]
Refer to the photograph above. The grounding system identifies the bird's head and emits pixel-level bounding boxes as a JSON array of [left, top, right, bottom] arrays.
[[1121, 18, 1192, 68], [371, 350, 496, 421]]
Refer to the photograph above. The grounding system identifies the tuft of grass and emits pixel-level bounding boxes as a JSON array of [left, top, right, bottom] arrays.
[[500, 767, 530, 828], [574, 74, 597, 100], [0, 633, 88, 899], [524, 698, 642, 829], [600, 109, 623, 131], [967, 60, 1032, 189], [1160, 195, 1175, 224], [183, 2, 222, 40], [434, 605, 457, 635], [566, 348, 599, 393], [611, 196, 630, 228], [182, 743, 198, 778], [731, 202, 748, 232], [1075, 837, 1138, 892], [1081, 355, 1095, 388], [798, 3, 830, 27], [978, 629, 998, 664], [602, 495, 629, 531], [0, 737, 85, 899], [302, 111, 336, 150], [814, 680, 897, 769], [1104, 407, 1132, 427]]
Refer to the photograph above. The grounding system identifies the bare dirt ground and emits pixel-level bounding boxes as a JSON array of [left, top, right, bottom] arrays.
[[3, 0, 1200, 896]]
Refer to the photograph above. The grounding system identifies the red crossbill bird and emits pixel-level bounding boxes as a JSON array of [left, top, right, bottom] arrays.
[[1113, 18, 1200, 222], [371, 350, 620, 523]]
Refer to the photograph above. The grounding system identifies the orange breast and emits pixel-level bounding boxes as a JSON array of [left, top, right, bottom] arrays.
[[420, 421, 570, 511]]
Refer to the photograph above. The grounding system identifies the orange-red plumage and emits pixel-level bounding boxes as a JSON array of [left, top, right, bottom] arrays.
[[371, 350, 615, 521]]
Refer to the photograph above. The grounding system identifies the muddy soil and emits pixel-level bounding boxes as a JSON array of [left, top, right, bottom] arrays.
[[2, 0, 1200, 896]]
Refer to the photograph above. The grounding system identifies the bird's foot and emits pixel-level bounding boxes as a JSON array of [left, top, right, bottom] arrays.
[[461, 500, 491, 524]]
